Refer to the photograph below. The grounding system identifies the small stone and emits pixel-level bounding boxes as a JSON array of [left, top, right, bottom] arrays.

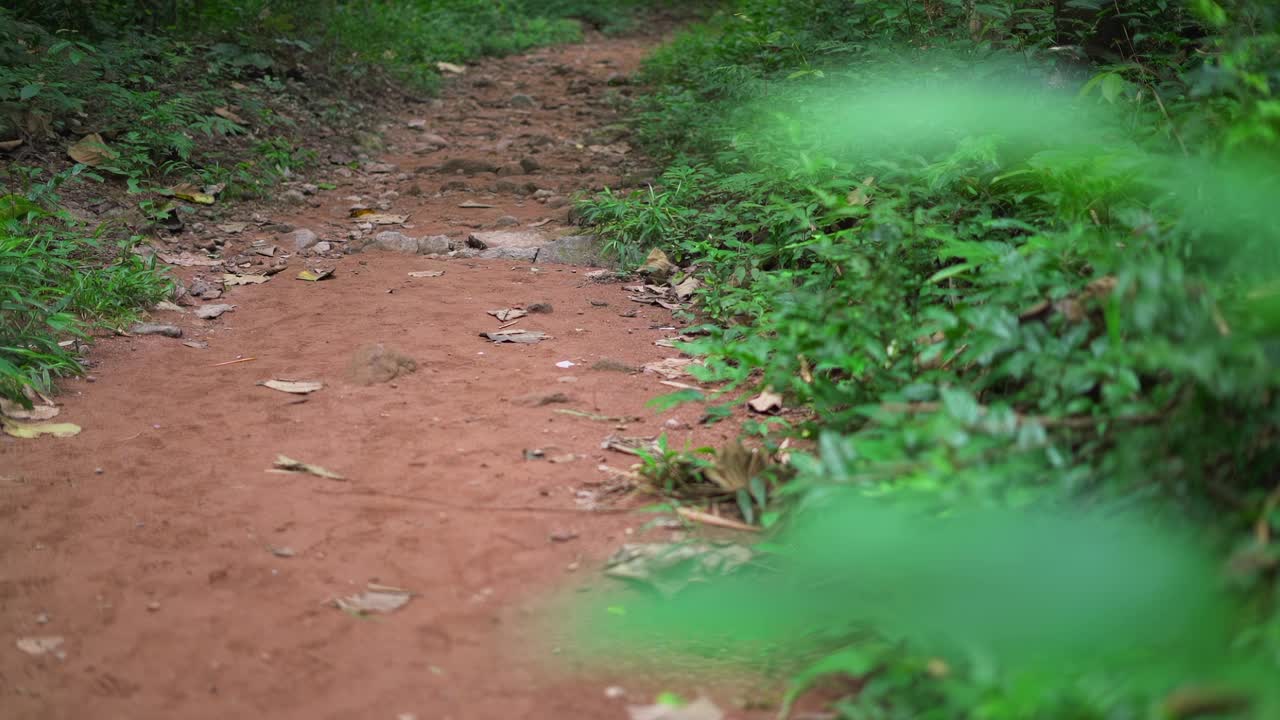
[[313, 241, 332, 254], [549, 530, 578, 543], [421, 133, 449, 147], [494, 215, 519, 227], [335, 167, 353, 178], [287, 228, 320, 251], [94, 467, 104, 475], [146, 601, 161, 612], [365, 162, 396, 174], [416, 235, 452, 255], [374, 231, 419, 254], [195, 303, 235, 320], [510, 93, 537, 108], [265, 223, 294, 234], [300, 183, 319, 195], [546, 196, 568, 208], [533, 189, 555, 199], [604, 686, 626, 699], [281, 189, 306, 205], [519, 157, 541, 173], [606, 72, 629, 86], [130, 323, 182, 338], [35, 613, 49, 625], [406, 118, 427, 130]]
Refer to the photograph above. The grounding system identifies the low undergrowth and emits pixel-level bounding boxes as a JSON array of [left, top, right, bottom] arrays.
[[577, 0, 1280, 716]]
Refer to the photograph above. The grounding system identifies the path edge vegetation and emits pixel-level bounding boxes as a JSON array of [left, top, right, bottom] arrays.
[[574, 0, 1280, 717]]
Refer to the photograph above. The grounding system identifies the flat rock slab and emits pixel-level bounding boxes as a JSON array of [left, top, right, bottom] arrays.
[[537, 234, 605, 267], [467, 230, 547, 250]]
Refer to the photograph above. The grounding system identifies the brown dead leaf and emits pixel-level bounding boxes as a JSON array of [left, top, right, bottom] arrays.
[[642, 357, 698, 380], [407, 270, 445, 278], [213, 106, 248, 125], [223, 273, 270, 285], [158, 251, 223, 267], [270, 455, 345, 481], [67, 133, 115, 166], [334, 584, 412, 615], [258, 379, 323, 394], [487, 308, 527, 322], [747, 390, 783, 414], [0, 394, 59, 421], [16, 636, 66, 660], [0, 139, 22, 152]]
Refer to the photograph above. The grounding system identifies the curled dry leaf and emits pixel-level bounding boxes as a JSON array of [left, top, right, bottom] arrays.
[[487, 308, 527, 322], [642, 357, 698, 380], [223, 273, 270, 286], [0, 395, 59, 421], [0, 138, 23, 152], [671, 276, 701, 301], [296, 268, 334, 282], [258, 379, 323, 395], [2, 419, 81, 439], [408, 270, 444, 278], [16, 636, 66, 660], [213, 106, 248, 125], [166, 183, 215, 205], [436, 61, 466, 74], [271, 454, 345, 481], [747, 390, 783, 414], [334, 584, 412, 615], [481, 329, 548, 344], [637, 247, 678, 281]]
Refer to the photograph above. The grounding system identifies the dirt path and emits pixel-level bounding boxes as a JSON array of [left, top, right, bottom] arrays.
[[1, 32, 748, 720]]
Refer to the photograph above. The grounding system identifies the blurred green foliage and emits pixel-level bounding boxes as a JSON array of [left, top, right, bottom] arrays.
[[574, 0, 1280, 716]]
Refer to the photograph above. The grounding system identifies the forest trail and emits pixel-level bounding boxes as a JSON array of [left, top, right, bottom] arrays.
[[1, 31, 748, 720]]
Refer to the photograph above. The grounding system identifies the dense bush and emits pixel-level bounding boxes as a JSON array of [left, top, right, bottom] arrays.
[[577, 0, 1280, 715]]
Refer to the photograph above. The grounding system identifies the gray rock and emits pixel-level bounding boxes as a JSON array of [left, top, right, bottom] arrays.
[[195, 303, 235, 320], [265, 223, 294, 233], [130, 323, 182, 338], [282, 189, 307, 205], [416, 235, 452, 255], [519, 157, 542, 173], [546, 196, 569, 208], [288, 228, 320, 251], [437, 158, 498, 175], [313, 241, 332, 254], [352, 130, 383, 152], [510, 93, 537, 108], [496, 163, 524, 177], [479, 246, 540, 261], [537, 235, 607, 267], [301, 183, 319, 195], [364, 162, 396, 174], [421, 133, 449, 147], [533, 189, 555, 200], [468, 230, 546, 251], [374, 231, 418, 254], [494, 215, 519, 227]]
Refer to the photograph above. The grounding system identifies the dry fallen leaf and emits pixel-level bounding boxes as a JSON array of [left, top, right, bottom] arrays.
[[335, 585, 412, 615], [637, 247, 678, 280], [2, 419, 81, 439], [458, 201, 494, 209], [223, 273, 270, 286], [351, 213, 407, 225], [642, 357, 697, 380], [436, 61, 466, 75], [258, 379, 323, 395], [271, 455, 345, 481], [408, 270, 445, 278], [487, 308, 527, 322], [627, 697, 725, 720], [296, 268, 334, 282], [213, 106, 248, 125], [0, 395, 59, 421], [67, 133, 115, 166], [481, 329, 548, 344], [672, 276, 701, 301], [0, 139, 23, 152], [166, 183, 215, 205], [158, 251, 223, 267], [217, 222, 248, 234], [16, 636, 66, 660], [747, 390, 783, 414]]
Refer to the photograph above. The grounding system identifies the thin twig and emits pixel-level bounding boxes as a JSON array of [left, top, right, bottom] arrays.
[[211, 356, 256, 367], [677, 507, 761, 533]]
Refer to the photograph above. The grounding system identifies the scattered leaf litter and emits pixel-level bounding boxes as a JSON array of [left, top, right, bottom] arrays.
[[487, 308, 528, 322]]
